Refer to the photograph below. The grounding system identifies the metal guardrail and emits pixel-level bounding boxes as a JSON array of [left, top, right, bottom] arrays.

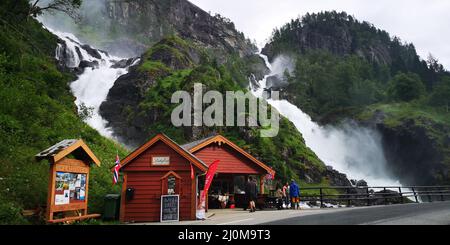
[[297, 186, 450, 208]]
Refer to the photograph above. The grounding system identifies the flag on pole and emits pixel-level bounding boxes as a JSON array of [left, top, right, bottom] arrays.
[[200, 160, 220, 203], [113, 153, 121, 185], [197, 160, 220, 220]]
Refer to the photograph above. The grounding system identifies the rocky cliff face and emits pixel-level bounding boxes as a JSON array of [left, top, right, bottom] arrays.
[[262, 11, 420, 70], [361, 108, 450, 186], [100, 36, 202, 146], [102, 0, 257, 58]]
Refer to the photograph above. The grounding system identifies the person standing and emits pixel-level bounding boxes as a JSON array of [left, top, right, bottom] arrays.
[[275, 186, 284, 210], [245, 176, 258, 212], [282, 182, 290, 209], [289, 179, 300, 210]]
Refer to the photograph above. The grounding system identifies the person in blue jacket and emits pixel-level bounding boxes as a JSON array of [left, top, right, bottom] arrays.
[[289, 179, 300, 210]]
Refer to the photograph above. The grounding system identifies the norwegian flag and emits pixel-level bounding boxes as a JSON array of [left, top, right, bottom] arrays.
[[113, 154, 121, 185]]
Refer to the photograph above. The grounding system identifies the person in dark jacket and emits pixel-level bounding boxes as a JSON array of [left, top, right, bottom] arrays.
[[245, 176, 258, 212], [289, 179, 300, 210]]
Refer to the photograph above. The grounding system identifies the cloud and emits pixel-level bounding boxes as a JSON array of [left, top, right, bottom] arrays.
[[190, 0, 450, 69]]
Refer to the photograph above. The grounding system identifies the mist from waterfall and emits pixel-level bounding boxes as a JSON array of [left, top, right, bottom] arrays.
[[252, 54, 401, 187]]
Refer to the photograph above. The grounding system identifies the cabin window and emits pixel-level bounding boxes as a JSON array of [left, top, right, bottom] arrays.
[[167, 176, 176, 195]]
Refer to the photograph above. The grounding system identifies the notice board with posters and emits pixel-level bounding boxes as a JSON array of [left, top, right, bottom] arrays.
[[35, 139, 101, 223], [49, 160, 91, 215], [160, 195, 179, 222], [54, 172, 87, 205]]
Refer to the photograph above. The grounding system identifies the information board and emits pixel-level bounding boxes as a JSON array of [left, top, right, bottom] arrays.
[[54, 172, 87, 205], [160, 195, 179, 222]]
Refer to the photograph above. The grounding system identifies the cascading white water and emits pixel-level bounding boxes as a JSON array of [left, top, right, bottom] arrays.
[[47, 28, 135, 138], [252, 54, 402, 187]]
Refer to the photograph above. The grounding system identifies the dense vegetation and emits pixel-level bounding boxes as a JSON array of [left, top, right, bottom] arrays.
[[0, 1, 128, 224]]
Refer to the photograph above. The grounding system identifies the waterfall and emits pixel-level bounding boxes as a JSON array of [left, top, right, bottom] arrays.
[[46, 27, 137, 139], [251, 54, 401, 187]]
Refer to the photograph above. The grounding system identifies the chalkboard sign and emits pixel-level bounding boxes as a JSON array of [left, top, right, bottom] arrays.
[[160, 195, 179, 222]]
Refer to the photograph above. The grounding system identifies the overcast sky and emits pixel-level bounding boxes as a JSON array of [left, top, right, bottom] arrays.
[[190, 0, 450, 69]]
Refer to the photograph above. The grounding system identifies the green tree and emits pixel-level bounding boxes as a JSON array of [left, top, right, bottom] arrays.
[[28, 0, 82, 19], [430, 77, 450, 112], [388, 72, 426, 102]]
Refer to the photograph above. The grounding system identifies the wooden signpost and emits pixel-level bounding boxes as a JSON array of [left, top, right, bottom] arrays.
[[160, 195, 180, 222], [36, 139, 101, 223]]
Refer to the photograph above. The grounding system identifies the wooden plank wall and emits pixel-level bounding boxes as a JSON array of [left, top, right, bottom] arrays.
[[122, 141, 194, 222], [194, 144, 262, 174]]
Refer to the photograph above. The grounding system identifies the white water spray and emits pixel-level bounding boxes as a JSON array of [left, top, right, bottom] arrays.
[[47, 28, 135, 138], [252, 54, 401, 187]]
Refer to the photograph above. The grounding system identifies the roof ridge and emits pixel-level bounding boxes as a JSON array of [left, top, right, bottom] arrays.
[[181, 134, 218, 150]]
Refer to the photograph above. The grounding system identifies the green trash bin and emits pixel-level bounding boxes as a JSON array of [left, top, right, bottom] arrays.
[[103, 194, 121, 221]]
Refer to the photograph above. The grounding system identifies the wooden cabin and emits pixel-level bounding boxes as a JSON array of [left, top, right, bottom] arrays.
[[182, 135, 275, 209], [118, 134, 208, 222], [119, 133, 275, 223]]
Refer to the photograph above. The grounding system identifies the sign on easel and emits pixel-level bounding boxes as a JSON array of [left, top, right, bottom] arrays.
[[160, 195, 179, 222]]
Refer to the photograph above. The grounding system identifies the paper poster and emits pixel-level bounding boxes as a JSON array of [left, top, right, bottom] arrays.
[[81, 175, 86, 187], [80, 188, 85, 201], [63, 190, 70, 205], [55, 195, 65, 205]]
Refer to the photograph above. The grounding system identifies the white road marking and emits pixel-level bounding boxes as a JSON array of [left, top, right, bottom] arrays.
[[217, 218, 254, 225]]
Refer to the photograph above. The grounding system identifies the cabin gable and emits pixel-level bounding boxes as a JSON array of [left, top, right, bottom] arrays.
[[121, 140, 191, 172], [194, 143, 264, 174]]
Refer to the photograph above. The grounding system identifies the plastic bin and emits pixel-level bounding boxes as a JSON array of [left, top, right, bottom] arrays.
[[103, 194, 121, 221]]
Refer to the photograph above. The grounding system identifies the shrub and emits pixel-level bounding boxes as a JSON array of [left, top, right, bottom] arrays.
[[388, 72, 426, 102]]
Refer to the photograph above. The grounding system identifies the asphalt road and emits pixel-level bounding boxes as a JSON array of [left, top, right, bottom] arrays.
[[264, 201, 450, 225]]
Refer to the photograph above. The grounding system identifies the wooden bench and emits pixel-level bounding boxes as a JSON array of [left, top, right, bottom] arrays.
[[48, 214, 101, 224]]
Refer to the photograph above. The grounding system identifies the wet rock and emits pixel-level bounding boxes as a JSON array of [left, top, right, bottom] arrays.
[[266, 75, 288, 90], [356, 180, 368, 187], [325, 166, 352, 186], [79, 60, 99, 70], [81, 44, 103, 59], [377, 120, 449, 186], [111, 58, 139, 69]]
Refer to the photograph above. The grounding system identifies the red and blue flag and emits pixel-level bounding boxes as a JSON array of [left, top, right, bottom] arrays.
[[113, 154, 121, 185]]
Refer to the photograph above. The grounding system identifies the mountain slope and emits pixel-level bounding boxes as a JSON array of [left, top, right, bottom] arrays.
[[100, 35, 349, 186], [262, 11, 445, 90], [41, 0, 257, 59], [262, 11, 450, 185], [0, 1, 128, 224]]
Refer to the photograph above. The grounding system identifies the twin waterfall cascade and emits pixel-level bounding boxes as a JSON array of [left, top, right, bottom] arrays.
[[251, 54, 402, 187], [48, 28, 136, 139], [47, 24, 401, 187]]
